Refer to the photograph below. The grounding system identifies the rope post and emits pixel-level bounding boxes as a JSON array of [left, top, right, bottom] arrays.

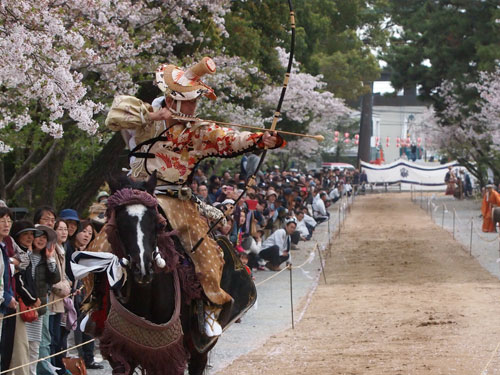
[[338, 204, 341, 238], [470, 218, 473, 256], [328, 215, 331, 251], [430, 200, 433, 221], [342, 201, 346, 227], [287, 262, 294, 329], [442, 205, 445, 227], [453, 209, 456, 240], [317, 244, 327, 284]]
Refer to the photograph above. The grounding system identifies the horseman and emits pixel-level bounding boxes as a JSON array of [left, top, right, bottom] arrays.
[[101, 57, 284, 337]]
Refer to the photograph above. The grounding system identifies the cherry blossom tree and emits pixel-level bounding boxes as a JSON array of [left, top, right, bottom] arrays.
[[0, 0, 230, 202], [0, 1, 351, 207], [416, 70, 500, 184], [261, 48, 351, 165], [199, 48, 350, 167]]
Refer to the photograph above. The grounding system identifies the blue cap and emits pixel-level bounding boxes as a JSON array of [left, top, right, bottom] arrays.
[[59, 209, 80, 222]]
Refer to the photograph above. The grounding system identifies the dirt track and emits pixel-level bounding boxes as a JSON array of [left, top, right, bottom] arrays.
[[217, 194, 500, 375]]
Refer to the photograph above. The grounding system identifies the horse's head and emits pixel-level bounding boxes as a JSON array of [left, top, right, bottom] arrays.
[[108, 173, 160, 284]]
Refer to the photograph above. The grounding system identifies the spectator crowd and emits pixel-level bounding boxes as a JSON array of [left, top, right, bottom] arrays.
[[0, 163, 361, 374]]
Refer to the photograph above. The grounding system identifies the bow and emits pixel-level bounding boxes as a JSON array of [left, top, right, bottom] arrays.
[[249, 0, 296, 184], [190, 1, 296, 252], [233, 0, 296, 198]]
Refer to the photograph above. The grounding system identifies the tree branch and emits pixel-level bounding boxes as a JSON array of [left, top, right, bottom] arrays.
[[7, 140, 59, 195], [4, 136, 51, 192]]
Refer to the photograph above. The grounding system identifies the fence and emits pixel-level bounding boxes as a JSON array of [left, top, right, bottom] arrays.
[[410, 189, 500, 375], [252, 194, 354, 329], [0, 195, 354, 374], [410, 186, 500, 279]]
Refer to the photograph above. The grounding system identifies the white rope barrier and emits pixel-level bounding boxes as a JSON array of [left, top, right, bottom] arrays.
[[413, 196, 500, 258], [255, 195, 353, 332], [0, 339, 96, 374], [480, 340, 500, 375], [0, 286, 84, 321], [5, 195, 353, 371]]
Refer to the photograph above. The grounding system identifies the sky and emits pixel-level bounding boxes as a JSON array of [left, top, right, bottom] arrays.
[[373, 81, 396, 94]]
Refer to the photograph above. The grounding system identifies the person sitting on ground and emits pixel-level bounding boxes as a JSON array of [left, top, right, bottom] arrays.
[[312, 191, 329, 224], [300, 206, 317, 236], [258, 217, 297, 271], [240, 229, 264, 271], [329, 183, 341, 203], [294, 210, 313, 241]]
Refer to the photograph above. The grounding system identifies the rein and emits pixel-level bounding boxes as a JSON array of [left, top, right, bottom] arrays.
[[105, 187, 167, 264], [106, 187, 181, 274]]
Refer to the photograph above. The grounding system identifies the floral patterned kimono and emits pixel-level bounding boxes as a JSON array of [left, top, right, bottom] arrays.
[[99, 95, 284, 305]]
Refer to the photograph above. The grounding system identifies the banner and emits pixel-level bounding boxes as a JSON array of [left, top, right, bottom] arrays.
[[360, 159, 460, 190]]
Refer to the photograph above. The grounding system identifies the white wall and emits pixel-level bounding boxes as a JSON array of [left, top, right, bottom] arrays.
[[372, 105, 428, 162]]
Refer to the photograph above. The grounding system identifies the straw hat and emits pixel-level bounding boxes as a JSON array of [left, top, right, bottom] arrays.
[[155, 57, 217, 101], [266, 189, 278, 197], [34, 224, 57, 246]]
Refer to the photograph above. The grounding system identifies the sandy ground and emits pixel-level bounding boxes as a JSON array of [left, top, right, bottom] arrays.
[[217, 193, 500, 375]]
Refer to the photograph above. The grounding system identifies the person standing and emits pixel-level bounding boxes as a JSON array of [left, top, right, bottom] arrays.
[[49, 219, 72, 375], [7, 221, 42, 375], [445, 166, 456, 196], [481, 184, 500, 232], [25, 226, 60, 375], [33, 207, 58, 375], [0, 207, 21, 373], [69, 221, 103, 370]]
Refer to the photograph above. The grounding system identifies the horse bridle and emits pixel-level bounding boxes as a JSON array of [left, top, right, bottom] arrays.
[[106, 187, 167, 271]]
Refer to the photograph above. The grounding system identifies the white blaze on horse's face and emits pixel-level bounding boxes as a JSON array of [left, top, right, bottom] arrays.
[[126, 204, 148, 277]]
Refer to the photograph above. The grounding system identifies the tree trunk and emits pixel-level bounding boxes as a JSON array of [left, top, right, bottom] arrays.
[[61, 132, 127, 214], [37, 147, 66, 208], [357, 83, 373, 167], [0, 160, 5, 201]]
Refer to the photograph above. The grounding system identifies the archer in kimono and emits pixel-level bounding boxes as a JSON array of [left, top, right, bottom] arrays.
[[104, 57, 285, 336]]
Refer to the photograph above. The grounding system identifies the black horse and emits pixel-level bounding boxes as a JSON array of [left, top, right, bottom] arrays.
[[96, 173, 256, 375]]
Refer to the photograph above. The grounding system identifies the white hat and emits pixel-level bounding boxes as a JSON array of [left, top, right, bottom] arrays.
[[266, 189, 278, 197], [155, 57, 217, 101]]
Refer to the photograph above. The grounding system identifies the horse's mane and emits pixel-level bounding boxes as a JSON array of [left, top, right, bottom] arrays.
[[108, 172, 157, 195]]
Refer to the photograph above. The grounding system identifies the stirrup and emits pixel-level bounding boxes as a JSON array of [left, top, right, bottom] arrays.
[[204, 305, 222, 337]]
